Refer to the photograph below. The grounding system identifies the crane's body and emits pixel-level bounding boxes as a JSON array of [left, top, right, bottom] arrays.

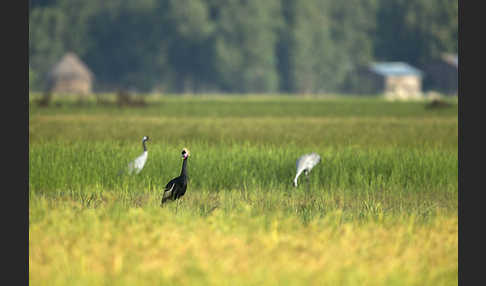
[[161, 148, 190, 204], [127, 150, 148, 174], [293, 152, 321, 187], [126, 136, 150, 175]]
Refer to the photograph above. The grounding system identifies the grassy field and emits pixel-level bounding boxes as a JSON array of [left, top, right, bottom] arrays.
[[29, 94, 458, 285]]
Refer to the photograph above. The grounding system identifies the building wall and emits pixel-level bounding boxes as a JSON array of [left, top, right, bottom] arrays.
[[384, 75, 421, 95]]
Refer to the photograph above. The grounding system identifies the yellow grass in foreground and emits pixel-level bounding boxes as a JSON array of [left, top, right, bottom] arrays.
[[29, 199, 457, 286]]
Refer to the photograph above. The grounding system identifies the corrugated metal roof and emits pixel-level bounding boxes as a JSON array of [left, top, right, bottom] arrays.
[[369, 62, 423, 77]]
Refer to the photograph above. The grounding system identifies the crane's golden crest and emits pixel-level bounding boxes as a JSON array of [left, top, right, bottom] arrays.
[[182, 148, 190, 157]]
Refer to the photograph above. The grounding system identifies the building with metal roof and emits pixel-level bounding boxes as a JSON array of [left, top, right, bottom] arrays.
[[369, 62, 424, 77], [356, 62, 424, 98]]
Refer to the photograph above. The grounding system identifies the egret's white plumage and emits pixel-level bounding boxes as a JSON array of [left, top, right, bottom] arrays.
[[293, 152, 321, 187], [127, 151, 148, 174], [126, 136, 150, 175]]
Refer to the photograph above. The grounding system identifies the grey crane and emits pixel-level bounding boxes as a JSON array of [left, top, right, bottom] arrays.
[[293, 152, 321, 187], [124, 136, 150, 175]]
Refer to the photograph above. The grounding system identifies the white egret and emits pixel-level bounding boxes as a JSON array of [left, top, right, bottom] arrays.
[[126, 136, 150, 175], [293, 152, 321, 187]]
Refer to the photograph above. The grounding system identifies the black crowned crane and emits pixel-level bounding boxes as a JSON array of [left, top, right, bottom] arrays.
[[293, 152, 321, 187], [124, 136, 150, 175], [161, 148, 190, 204]]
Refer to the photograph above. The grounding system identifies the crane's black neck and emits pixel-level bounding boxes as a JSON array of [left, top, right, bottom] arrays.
[[142, 140, 148, 152], [180, 157, 188, 177]]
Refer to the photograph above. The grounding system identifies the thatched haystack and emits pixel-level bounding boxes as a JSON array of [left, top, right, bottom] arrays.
[[46, 52, 94, 95]]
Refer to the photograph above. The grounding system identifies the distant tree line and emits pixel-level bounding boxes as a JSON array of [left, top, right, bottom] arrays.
[[29, 0, 457, 93]]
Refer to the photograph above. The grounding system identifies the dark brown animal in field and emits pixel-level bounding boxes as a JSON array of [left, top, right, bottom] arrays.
[[425, 99, 452, 109]]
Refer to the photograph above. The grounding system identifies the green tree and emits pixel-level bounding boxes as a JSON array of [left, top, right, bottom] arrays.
[[289, 0, 336, 93], [83, 0, 170, 91], [208, 0, 282, 93], [374, 0, 458, 66], [28, 0, 458, 94], [29, 5, 67, 89], [277, 0, 376, 93], [328, 0, 378, 92], [164, 0, 215, 92]]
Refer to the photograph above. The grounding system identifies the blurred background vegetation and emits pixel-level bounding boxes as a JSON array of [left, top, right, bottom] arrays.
[[29, 0, 458, 94]]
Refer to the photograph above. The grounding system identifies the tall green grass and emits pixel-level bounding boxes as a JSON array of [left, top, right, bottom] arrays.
[[30, 142, 457, 193]]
